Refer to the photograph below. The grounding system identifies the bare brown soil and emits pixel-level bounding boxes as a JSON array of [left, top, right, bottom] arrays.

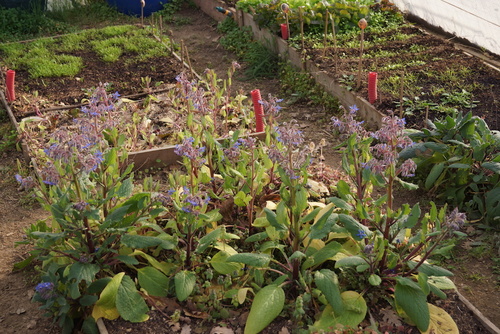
[[0, 5, 499, 334], [306, 24, 500, 130]]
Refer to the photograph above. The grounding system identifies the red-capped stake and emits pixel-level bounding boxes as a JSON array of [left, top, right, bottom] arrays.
[[368, 72, 378, 104], [251, 89, 265, 132], [280, 24, 289, 40], [6, 70, 15, 102]]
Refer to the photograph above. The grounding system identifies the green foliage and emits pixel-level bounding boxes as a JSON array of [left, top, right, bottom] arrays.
[[402, 112, 500, 226], [244, 285, 285, 334], [218, 19, 254, 58], [0, 5, 72, 42], [237, 0, 378, 34], [218, 17, 278, 79], [154, 0, 190, 24], [440, 89, 478, 110], [0, 123, 18, 152], [279, 61, 339, 111]]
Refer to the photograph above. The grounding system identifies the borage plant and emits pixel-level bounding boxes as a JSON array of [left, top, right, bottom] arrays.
[[217, 106, 466, 333], [16, 86, 176, 333]]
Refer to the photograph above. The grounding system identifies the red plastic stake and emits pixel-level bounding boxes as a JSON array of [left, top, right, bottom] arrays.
[[251, 89, 264, 132], [368, 71, 378, 104], [280, 23, 289, 40], [6, 70, 16, 102]]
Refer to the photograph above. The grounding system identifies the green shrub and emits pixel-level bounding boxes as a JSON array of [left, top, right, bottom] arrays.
[[402, 112, 500, 226]]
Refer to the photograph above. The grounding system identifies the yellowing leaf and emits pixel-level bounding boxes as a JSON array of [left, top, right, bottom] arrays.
[[420, 303, 459, 334], [237, 287, 252, 305], [92, 272, 124, 320], [159, 116, 174, 124], [314, 203, 335, 224], [312, 291, 367, 331]]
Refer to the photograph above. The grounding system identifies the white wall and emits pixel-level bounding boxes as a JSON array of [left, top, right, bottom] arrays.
[[46, 0, 87, 11], [391, 0, 500, 56]]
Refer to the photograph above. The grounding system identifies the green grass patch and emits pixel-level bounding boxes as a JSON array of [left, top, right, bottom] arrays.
[[0, 25, 169, 78]]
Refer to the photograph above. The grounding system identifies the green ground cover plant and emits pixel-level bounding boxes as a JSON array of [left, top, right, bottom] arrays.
[[0, 25, 171, 78], [218, 17, 279, 79]]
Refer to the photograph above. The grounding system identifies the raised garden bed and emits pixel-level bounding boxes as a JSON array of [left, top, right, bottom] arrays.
[[219, 0, 500, 131], [0, 24, 264, 170]]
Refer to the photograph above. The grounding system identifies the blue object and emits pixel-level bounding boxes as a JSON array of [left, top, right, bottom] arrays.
[[106, 0, 167, 17]]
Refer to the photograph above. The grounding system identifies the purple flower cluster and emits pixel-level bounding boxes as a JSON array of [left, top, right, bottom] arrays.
[[367, 114, 416, 177], [331, 105, 367, 138], [223, 137, 258, 162], [34, 85, 119, 185], [444, 207, 467, 231], [334, 107, 417, 178], [174, 137, 206, 167], [175, 73, 212, 115], [81, 83, 120, 117], [73, 201, 89, 211], [15, 174, 36, 191], [259, 94, 283, 118], [180, 187, 210, 216], [223, 141, 241, 162], [268, 122, 312, 179], [35, 282, 55, 300]]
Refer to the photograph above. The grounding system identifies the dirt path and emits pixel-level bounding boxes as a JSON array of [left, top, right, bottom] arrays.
[[0, 151, 58, 333]]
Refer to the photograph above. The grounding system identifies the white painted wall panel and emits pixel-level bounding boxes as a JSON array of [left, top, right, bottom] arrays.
[[391, 0, 500, 55], [47, 0, 87, 11]]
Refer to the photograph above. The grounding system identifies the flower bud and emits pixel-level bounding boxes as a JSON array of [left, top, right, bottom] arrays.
[[358, 18, 368, 30]]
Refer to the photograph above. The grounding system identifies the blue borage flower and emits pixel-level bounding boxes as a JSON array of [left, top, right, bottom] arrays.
[[174, 137, 206, 166], [445, 207, 467, 231], [14, 174, 36, 190], [35, 282, 55, 300], [258, 93, 283, 117], [331, 105, 366, 138], [356, 229, 367, 239]]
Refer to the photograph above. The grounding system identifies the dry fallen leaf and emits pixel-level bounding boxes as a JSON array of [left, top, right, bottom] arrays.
[[380, 307, 402, 327], [210, 326, 234, 334], [180, 324, 192, 334], [278, 327, 290, 334]]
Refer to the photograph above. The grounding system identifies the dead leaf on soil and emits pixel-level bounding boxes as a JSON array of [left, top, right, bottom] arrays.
[[380, 307, 402, 327], [180, 324, 192, 334], [278, 327, 291, 334], [210, 326, 234, 334]]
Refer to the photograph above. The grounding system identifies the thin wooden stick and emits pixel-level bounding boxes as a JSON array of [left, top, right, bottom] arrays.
[[356, 29, 365, 89], [322, 9, 329, 57], [180, 39, 185, 68], [399, 71, 405, 118], [286, 13, 290, 39], [159, 15, 163, 42], [168, 30, 174, 55], [299, 7, 305, 69], [183, 43, 195, 80], [424, 105, 429, 127], [331, 14, 338, 77]]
